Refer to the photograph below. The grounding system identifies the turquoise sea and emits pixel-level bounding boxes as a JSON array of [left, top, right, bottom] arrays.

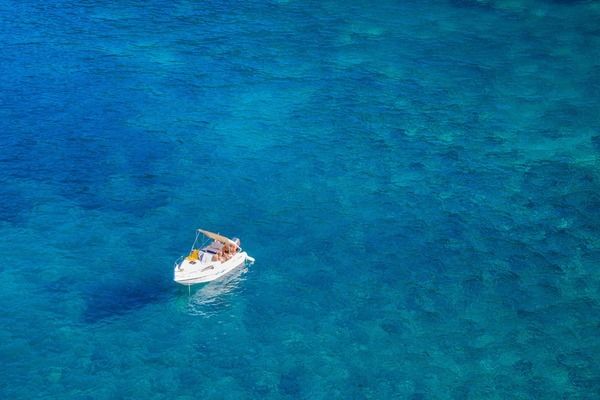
[[1, 0, 599, 398]]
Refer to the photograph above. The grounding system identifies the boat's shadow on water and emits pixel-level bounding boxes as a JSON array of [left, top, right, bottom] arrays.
[[80, 266, 248, 323], [81, 272, 177, 324], [185, 265, 249, 317]]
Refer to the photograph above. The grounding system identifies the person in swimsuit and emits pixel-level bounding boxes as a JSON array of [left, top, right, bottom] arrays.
[[222, 242, 235, 261], [215, 249, 227, 262]]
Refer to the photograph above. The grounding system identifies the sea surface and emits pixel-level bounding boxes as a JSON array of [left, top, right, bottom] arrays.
[[1, 0, 599, 398]]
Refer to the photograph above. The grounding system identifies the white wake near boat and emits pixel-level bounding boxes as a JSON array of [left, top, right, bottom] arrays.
[[174, 229, 255, 285], [187, 264, 249, 316]]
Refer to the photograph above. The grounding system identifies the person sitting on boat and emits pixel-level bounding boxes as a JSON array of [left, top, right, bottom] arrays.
[[221, 245, 232, 261], [224, 239, 240, 259], [212, 249, 225, 262], [228, 238, 240, 254], [224, 243, 235, 255]]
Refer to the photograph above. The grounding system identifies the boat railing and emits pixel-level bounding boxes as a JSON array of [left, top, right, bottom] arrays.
[[174, 255, 184, 270]]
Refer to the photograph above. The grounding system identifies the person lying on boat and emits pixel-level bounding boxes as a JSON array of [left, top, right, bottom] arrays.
[[209, 243, 235, 262], [212, 247, 234, 262], [212, 249, 225, 262]]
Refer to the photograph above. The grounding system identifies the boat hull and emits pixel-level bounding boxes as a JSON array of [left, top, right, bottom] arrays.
[[173, 252, 252, 285]]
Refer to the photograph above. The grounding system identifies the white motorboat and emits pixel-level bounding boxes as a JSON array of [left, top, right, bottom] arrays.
[[174, 229, 255, 285]]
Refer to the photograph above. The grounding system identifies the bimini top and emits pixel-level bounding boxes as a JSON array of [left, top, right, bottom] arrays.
[[198, 229, 238, 247]]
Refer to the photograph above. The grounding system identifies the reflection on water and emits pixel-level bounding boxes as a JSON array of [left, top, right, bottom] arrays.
[[186, 265, 248, 317]]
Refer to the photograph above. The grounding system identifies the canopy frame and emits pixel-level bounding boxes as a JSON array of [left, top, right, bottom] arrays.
[[196, 228, 240, 250]]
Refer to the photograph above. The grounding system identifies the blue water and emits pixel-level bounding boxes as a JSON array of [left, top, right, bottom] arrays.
[[1, 0, 599, 398]]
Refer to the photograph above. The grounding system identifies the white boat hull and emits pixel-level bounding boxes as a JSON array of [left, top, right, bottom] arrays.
[[174, 251, 253, 285]]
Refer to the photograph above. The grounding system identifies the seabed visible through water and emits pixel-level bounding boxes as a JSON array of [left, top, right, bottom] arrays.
[[1, 0, 599, 398]]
